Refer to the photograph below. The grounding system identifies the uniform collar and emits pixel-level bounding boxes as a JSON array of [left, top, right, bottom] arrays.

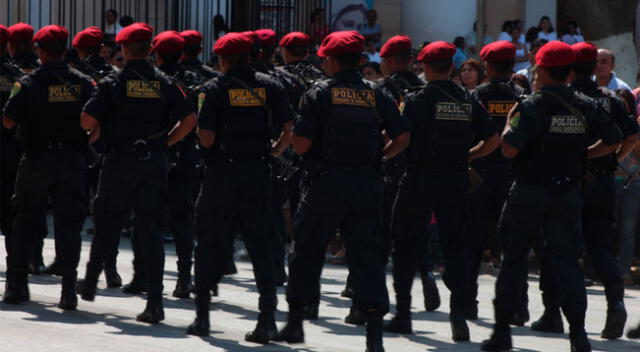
[[224, 65, 255, 78], [333, 69, 361, 81], [124, 59, 154, 72], [12, 51, 38, 67], [181, 57, 203, 68], [38, 60, 68, 71], [570, 77, 598, 92], [540, 84, 574, 99], [159, 62, 183, 76], [490, 76, 511, 84]]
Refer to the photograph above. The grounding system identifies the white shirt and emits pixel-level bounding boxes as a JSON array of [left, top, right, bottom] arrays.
[[595, 71, 632, 92], [497, 32, 524, 44], [538, 31, 557, 41], [561, 33, 584, 45], [367, 51, 381, 63], [105, 22, 123, 35]]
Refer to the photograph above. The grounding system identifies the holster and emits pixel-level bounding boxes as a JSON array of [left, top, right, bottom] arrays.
[[468, 167, 484, 194]]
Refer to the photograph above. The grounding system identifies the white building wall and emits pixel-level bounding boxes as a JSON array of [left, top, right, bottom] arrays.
[[401, 0, 477, 44]]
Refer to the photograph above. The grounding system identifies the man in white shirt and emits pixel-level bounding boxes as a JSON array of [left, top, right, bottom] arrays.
[[104, 9, 123, 38], [595, 48, 632, 91], [515, 38, 547, 83]]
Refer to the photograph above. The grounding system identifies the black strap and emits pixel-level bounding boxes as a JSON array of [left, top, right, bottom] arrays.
[[227, 75, 274, 130], [342, 79, 383, 126], [492, 81, 523, 104], [535, 90, 589, 131]]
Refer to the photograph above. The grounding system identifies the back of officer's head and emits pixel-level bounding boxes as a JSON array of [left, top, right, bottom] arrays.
[[570, 42, 598, 79], [180, 30, 203, 58], [417, 41, 456, 80], [317, 31, 365, 75], [380, 35, 413, 74], [535, 41, 575, 85], [279, 32, 312, 63], [33, 25, 69, 62], [213, 32, 254, 72], [115, 23, 154, 61], [254, 29, 277, 63], [7, 22, 35, 57], [73, 26, 105, 59], [151, 31, 185, 66], [480, 41, 516, 78]]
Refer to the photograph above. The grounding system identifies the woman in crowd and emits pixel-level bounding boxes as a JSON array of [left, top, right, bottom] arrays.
[[614, 88, 640, 285], [511, 26, 530, 73], [458, 59, 485, 90], [561, 20, 584, 44], [361, 61, 383, 82], [537, 15, 557, 41]]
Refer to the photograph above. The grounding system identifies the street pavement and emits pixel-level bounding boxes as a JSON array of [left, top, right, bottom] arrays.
[[1, 232, 640, 352]]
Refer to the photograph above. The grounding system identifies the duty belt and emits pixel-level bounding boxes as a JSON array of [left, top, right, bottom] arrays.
[[112, 139, 166, 160], [31, 140, 81, 152]]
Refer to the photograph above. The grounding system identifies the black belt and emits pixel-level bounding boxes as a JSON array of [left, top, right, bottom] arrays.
[[31, 140, 81, 152], [516, 174, 580, 187], [111, 139, 166, 160]]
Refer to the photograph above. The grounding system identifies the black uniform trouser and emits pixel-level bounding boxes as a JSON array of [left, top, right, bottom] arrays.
[[1, 133, 21, 280], [86, 153, 167, 303], [391, 171, 470, 318], [11, 151, 87, 288], [270, 158, 288, 280], [494, 180, 586, 331], [194, 159, 276, 318], [539, 174, 623, 311], [287, 167, 389, 317], [467, 164, 512, 307]]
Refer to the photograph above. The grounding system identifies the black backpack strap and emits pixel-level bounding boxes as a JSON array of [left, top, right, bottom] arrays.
[[342, 79, 383, 126]]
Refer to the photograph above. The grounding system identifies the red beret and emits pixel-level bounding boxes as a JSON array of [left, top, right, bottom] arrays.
[[380, 35, 412, 58], [317, 31, 364, 58], [254, 29, 277, 47], [242, 31, 258, 43], [8, 22, 34, 42], [0, 25, 8, 45], [535, 40, 575, 67], [279, 32, 311, 48], [72, 26, 104, 49], [180, 30, 203, 46], [33, 25, 68, 43], [480, 40, 516, 62], [571, 42, 598, 63], [116, 22, 153, 45], [214, 32, 253, 56], [150, 31, 185, 54], [416, 41, 456, 63]]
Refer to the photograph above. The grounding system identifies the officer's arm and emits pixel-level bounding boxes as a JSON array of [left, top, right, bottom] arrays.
[[272, 121, 293, 157], [292, 134, 312, 155], [168, 113, 197, 147], [587, 140, 619, 159], [617, 133, 639, 162], [383, 131, 410, 160], [588, 103, 623, 159], [81, 111, 101, 143], [470, 133, 500, 161], [2, 116, 16, 129], [197, 128, 216, 148]]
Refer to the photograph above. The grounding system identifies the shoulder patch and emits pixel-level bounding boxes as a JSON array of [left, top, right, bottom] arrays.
[[487, 100, 517, 118], [0, 75, 13, 92], [331, 87, 375, 107], [198, 92, 206, 113], [9, 81, 22, 98]]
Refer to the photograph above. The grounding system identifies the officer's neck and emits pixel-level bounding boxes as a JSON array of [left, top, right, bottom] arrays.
[[488, 73, 510, 81]]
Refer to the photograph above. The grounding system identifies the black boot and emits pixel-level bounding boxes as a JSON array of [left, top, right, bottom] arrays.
[[2, 280, 30, 304], [28, 262, 45, 275], [78, 266, 99, 301], [450, 315, 470, 342], [421, 272, 440, 312], [43, 259, 63, 276], [105, 270, 122, 288], [480, 325, 512, 351], [366, 316, 384, 352], [627, 323, 640, 339], [569, 330, 591, 352], [531, 309, 564, 334], [58, 288, 78, 310], [187, 298, 210, 336], [275, 305, 304, 343], [383, 315, 412, 334], [345, 305, 366, 326], [245, 314, 278, 344], [136, 300, 165, 324], [600, 301, 627, 339], [122, 278, 147, 294], [303, 304, 319, 320], [465, 302, 479, 321], [509, 307, 530, 326], [173, 278, 193, 299]]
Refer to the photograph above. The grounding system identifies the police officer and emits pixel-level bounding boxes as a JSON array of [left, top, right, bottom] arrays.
[[384, 41, 499, 342], [79, 23, 197, 323], [279, 31, 326, 91], [481, 41, 623, 352], [7, 22, 48, 275], [467, 41, 525, 322], [151, 30, 201, 298], [186, 32, 295, 343], [378, 34, 441, 313], [275, 31, 410, 352], [1, 24, 25, 300], [530, 42, 638, 340], [2, 25, 93, 310], [179, 30, 219, 80], [41, 26, 123, 288]]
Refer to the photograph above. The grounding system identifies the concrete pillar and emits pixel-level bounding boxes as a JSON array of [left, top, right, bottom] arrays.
[[401, 0, 476, 44], [524, 0, 556, 31]]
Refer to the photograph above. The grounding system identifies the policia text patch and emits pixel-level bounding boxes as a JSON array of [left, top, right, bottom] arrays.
[[549, 115, 586, 134], [228, 88, 267, 107], [127, 80, 161, 98], [331, 88, 376, 107], [48, 85, 81, 102], [487, 100, 516, 118], [435, 102, 472, 121]]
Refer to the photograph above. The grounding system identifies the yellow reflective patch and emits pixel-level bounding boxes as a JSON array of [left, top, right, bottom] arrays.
[[331, 88, 376, 107], [435, 102, 471, 121], [126, 80, 161, 98], [198, 92, 206, 113], [510, 113, 520, 128], [228, 88, 266, 107], [487, 100, 516, 118], [48, 85, 80, 103], [9, 81, 21, 98]]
